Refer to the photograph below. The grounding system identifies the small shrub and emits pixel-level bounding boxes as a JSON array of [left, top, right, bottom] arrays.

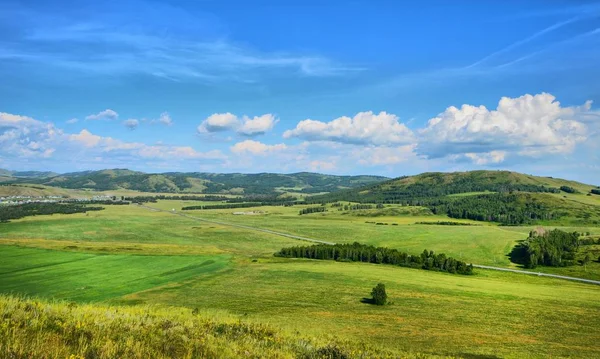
[[371, 283, 387, 306]]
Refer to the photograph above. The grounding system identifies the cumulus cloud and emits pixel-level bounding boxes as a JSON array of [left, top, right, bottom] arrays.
[[197, 113, 277, 136], [283, 111, 415, 146], [123, 119, 139, 130], [66, 118, 78, 124], [309, 160, 337, 172], [418, 93, 590, 162], [197, 113, 239, 133], [354, 145, 419, 166], [238, 114, 278, 136], [85, 109, 119, 121], [69, 129, 103, 147], [0, 112, 62, 159], [152, 112, 173, 126], [0, 111, 226, 168], [230, 140, 287, 155]]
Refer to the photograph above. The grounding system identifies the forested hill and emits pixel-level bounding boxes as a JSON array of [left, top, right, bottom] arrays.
[[312, 170, 598, 203], [309, 171, 600, 225], [2, 169, 388, 195]]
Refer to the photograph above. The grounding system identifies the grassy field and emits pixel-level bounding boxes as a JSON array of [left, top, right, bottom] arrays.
[[0, 246, 230, 301], [1, 201, 600, 358], [0, 295, 444, 359]]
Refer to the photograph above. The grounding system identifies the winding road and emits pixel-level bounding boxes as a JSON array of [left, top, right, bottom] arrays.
[[136, 204, 600, 286]]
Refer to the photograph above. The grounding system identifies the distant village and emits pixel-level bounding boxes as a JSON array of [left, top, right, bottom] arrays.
[[0, 195, 115, 206]]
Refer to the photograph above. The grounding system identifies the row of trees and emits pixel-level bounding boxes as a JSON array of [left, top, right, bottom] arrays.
[[509, 229, 580, 268], [299, 206, 326, 215], [275, 242, 473, 275], [182, 203, 262, 210], [0, 203, 104, 222], [182, 201, 297, 210], [414, 221, 476, 226], [125, 195, 233, 204], [591, 189, 600, 195]]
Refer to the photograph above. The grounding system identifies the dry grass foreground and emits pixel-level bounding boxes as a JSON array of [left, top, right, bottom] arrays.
[[0, 295, 453, 359]]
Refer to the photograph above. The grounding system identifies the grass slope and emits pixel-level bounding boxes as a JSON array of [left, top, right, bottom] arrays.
[[1, 295, 428, 359], [1, 202, 600, 358]]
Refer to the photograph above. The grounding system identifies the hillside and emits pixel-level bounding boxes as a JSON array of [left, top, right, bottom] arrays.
[[0, 295, 441, 359], [3, 169, 388, 195], [311, 171, 600, 225], [314, 170, 598, 202]]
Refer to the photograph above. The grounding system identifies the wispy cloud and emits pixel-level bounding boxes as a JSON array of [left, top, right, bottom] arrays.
[[464, 16, 582, 69], [0, 2, 360, 82]]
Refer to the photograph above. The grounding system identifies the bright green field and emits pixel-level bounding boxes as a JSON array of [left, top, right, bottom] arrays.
[[0, 246, 230, 301], [1, 202, 600, 358]]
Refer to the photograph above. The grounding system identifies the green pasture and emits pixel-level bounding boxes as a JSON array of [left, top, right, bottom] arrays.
[[0, 246, 230, 301], [1, 201, 600, 358]]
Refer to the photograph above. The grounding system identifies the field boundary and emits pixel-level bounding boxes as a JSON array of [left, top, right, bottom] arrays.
[[135, 204, 600, 286]]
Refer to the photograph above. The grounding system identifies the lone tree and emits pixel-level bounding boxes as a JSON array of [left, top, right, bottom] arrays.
[[371, 283, 387, 306]]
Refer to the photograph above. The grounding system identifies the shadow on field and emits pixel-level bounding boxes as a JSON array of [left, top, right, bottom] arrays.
[[507, 239, 528, 267], [360, 297, 376, 305]]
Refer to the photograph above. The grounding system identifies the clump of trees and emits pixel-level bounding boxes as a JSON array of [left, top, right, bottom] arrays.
[[509, 229, 580, 268], [275, 242, 473, 275], [429, 193, 557, 225], [371, 283, 387, 305], [0, 203, 104, 222], [591, 189, 600, 195], [560, 186, 578, 194], [299, 207, 326, 215]]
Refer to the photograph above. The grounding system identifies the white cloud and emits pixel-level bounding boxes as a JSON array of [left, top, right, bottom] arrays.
[[230, 140, 287, 155], [309, 160, 337, 172], [354, 145, 419, 166], [283, 111, 415, 146], [155, 112, 173, 126], [463, 151, 507, 165], [0, 112, 62, 159], [418, 93, 591, 163], [66, 118, 78, 124], [197, 113, 277, 136], [0, 111, 226, 168], [68, 129, 103, 147], [197, 113, 239, 133], [238, 114, 278, 136], [123, 119, 139, 130], [85, 109, 118, 121]]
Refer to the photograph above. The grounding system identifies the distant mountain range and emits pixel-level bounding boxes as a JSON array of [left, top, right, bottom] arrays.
[[0, 168, 388, 195]]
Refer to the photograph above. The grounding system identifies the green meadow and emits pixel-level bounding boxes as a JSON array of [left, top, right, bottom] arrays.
[[1, 201, 600, 358]]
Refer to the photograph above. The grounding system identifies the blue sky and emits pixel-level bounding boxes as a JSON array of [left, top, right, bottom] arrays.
[[1, 0, 600, 184]]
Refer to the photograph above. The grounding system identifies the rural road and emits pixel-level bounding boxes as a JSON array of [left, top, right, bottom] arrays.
[[136, 204, 600, 286]]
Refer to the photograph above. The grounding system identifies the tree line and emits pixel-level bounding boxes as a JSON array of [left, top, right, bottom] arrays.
[[509, 229, 580, 268], [591, 189, 600, 195], [0, 203, 104, 222], [414, 221, 477, 226], [125, 195, 233, 204], [182, 201, 296, 210], [275, 242, 474, 275], [299, 206, 326, 215]]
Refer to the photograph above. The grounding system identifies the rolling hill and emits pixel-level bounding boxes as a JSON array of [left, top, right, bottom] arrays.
[[1, 169, 388, 195], [311, 170, 600, 225]]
